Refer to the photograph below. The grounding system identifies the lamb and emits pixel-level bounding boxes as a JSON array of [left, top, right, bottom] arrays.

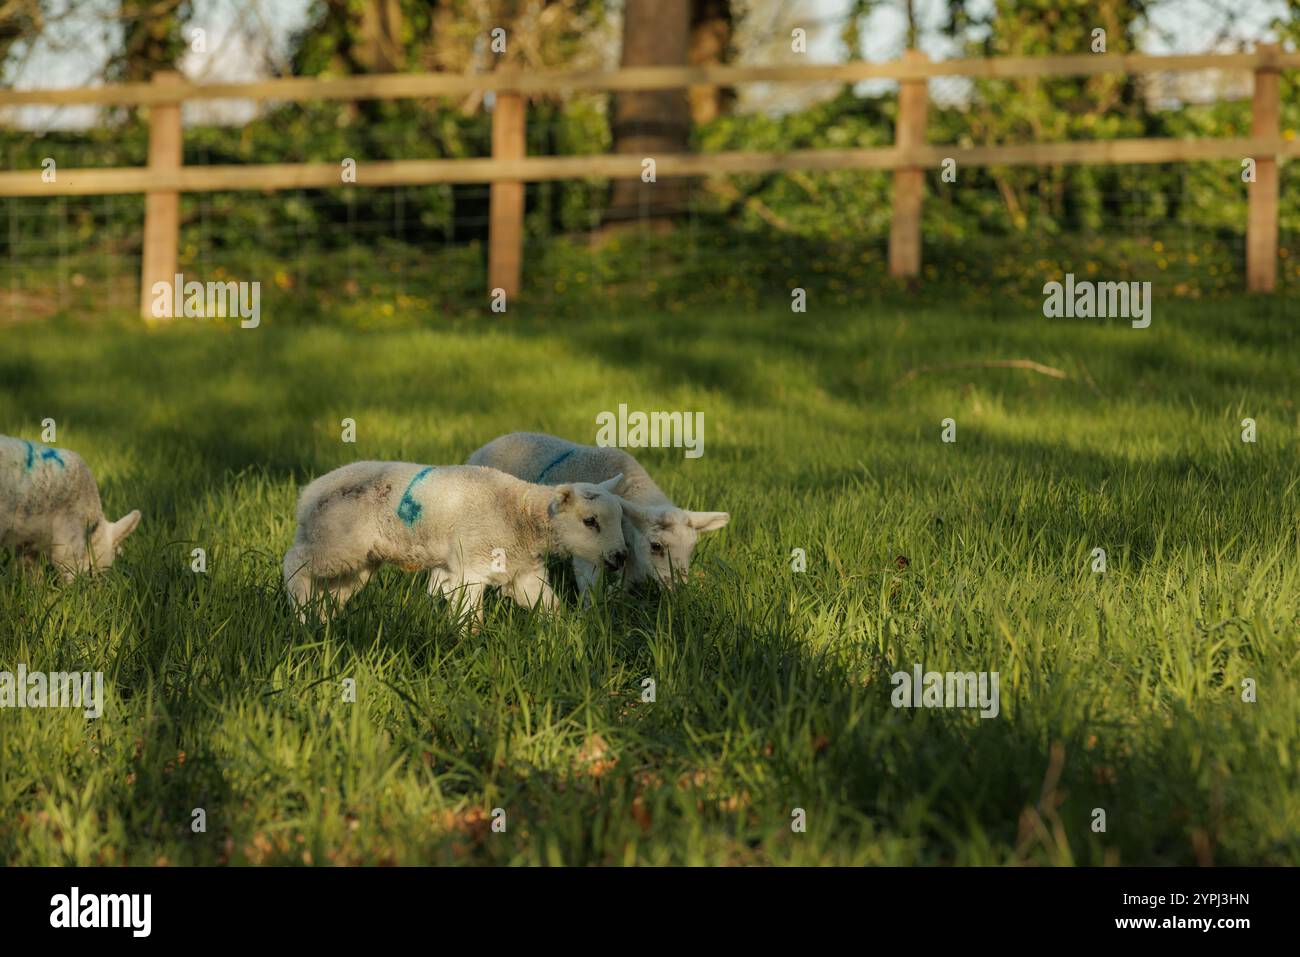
[[282, 461, 629, 624], [467, 432, 729, 597], [0, 435, 142, 581]]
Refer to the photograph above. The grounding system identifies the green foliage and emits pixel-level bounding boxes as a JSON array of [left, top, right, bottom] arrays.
[[3, 49, 1297, 255]]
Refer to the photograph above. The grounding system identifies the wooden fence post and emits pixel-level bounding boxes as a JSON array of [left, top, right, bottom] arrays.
[[1247, 43, 1280, 294], [488, 88, 525, 300], [139, 71, 183, 319], [889, 50, 929, 279]]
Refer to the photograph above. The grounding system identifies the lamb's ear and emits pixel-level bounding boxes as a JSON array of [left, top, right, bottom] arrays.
[[110, 510, 142, 545], [597, 473, 624, 494], [547, 486, 574, 517], [685, 510, 729, 533]]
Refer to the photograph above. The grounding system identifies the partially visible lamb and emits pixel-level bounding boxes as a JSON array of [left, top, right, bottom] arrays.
[[0, 435, 141, 581], [468, 432, 729, 597]]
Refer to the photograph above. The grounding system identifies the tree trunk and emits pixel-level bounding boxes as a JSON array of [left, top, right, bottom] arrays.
[[355, 0, 405, 73], [604, 0, 692, 229], [689, 0, 733, 125]]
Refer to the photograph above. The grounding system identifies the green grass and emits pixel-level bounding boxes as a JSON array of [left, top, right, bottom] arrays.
[[1, 286, 1298, 865]]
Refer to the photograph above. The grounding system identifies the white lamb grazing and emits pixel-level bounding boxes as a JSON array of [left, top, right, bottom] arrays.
[[283, 461, 629, 624], [467, 432, 729, 597], [0, 435, 142, 581]]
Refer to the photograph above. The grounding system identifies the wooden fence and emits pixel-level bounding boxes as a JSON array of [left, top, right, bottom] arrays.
[[1, 47, 1296, 316]]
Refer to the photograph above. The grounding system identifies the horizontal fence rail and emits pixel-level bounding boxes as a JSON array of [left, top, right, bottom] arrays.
[[2, 50, 1298, 106], [3, 138, 1292, 198], [0, 48, 1293, 311]]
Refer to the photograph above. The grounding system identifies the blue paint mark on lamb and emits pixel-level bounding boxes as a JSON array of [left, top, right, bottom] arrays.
[[21, 440, 66, 470], [536, 448, 574, 482], [396, 466, 434, 526]]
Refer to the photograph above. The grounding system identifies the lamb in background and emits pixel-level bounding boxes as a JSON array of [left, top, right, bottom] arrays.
[[0, 435, 142, 581], [468, 432, 729, 598]]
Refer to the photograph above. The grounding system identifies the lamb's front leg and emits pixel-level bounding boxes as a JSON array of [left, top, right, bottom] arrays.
[[509, 570, 559, 614], [47, 516, 91, 582], [429, 566, 488, 631], [427, 565, 449, 597], [439, 575, 487, 631], [572, 557, 599, 606]]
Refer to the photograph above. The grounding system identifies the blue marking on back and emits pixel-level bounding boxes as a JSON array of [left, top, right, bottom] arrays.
[[536, 448, 574, 483], [20, 440, 65, 470], [396, 466, 434, 526]]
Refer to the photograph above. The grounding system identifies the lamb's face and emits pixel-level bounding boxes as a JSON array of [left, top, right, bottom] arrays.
[[85, 510, 142, 574], [636, 507, 730, 589], [548, 480, 628, 570]]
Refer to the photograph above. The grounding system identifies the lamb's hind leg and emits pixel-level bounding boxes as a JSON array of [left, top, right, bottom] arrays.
[[284, 546, 374, 623], [15, 548, 43, 582], [322, 564, 375, 615], [283, 545, 320, 622]]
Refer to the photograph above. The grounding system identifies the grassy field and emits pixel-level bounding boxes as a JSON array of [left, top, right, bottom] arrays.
[[1, 286, 1298, 865]]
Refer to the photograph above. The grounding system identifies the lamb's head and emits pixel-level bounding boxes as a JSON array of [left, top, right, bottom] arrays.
[[624, 505, 729, 589], [84, 510, 142, 574], [547, 475, 628, 571]]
